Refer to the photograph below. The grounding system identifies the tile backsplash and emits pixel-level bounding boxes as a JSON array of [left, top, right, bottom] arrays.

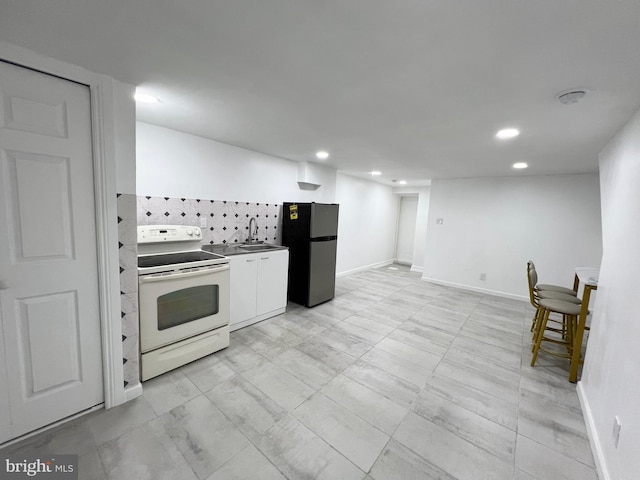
[[137, 195, 282, 245], [116, 193, 284, 387], [116, 193, 139, 389]]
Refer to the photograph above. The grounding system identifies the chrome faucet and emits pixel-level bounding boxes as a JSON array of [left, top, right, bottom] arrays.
[[247, 217, 258, 243]]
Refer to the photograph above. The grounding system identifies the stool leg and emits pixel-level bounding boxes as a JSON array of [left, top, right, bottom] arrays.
[[531, 308, 550, 366]]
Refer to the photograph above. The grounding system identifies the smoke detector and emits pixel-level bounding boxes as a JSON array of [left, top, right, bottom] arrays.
[[558, 90, 586, 105]]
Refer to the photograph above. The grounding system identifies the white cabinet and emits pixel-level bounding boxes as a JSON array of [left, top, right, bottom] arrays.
[[229, 249, 289, 331]]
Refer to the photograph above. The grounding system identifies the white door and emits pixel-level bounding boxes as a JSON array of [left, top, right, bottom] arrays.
[[395, 196, 418, 265], [0, 61, 103, 443]]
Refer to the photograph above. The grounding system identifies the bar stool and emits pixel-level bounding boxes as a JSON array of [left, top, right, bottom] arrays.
[[531, 298, 582, 367], [526, 262, 581, 338]]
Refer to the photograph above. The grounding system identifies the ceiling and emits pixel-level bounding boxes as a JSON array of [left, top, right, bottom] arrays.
[[2, 0, 640, 185]]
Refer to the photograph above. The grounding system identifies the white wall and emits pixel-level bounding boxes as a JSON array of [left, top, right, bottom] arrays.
[[579, 109, 640, 480], [422, 174, 602, 298], [114, 81, 136, 194], [136, 122, 336, 203], [335, 174, 398, 275], [137, 122, 399, 276]]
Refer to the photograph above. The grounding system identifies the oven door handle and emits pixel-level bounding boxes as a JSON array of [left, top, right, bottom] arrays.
[[139, 264, 229, 283]]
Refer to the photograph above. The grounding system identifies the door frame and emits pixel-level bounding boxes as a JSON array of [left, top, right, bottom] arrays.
[[1, 41, 127, 409]]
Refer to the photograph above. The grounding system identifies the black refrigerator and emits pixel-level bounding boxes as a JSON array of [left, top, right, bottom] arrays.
[[282, 202, 339, 307]]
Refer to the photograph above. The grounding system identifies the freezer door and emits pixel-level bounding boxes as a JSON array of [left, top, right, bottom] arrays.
[[308, 239, 337, 306], [310, 203, 339, 239]]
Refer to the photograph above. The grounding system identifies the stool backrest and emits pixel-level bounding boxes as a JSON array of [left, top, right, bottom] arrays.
[[526, 260, 539, 307]]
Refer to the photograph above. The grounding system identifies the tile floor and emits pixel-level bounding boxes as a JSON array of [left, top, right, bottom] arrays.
[[1, 264, 597, 480]]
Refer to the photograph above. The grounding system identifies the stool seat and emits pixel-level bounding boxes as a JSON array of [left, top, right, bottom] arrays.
[[536, 284, 577, 296], [537, 298, 581, 316], [537, 290, 581, 304]]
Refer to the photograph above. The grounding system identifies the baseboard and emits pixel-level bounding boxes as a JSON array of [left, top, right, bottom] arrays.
[[420, 276, 528, 302], [336, 259, 395, 277], [578, 381, 609, 480], [410, 265, 424, 273], [124, 382, 143, 402]]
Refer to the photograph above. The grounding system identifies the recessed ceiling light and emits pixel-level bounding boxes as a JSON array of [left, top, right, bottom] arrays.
[[399, 180, 407, 185], [371, 171, 381, 176], [512, 162, 528, 169], [496, 128, 520, 139], [134, 92, 160, 104], [558, 90, 586, 105], [316, 151, 329, 160]]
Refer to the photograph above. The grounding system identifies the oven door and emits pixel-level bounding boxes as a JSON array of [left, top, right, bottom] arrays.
[[139, 264, 230, 353]]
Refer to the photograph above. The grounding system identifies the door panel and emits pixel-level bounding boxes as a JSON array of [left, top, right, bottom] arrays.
[[18, 292, 80, 395], [310, 203, 339, 238], [308, 240, 337, 306], [0, 61, 103, 443], [6, 151, 73, 260]]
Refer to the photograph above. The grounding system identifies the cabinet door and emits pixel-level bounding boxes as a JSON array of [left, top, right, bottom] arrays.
[[256, 250, 289, 316], [229, 254, 258, 325]]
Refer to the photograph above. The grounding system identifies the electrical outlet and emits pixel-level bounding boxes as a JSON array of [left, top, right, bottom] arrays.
[[200, 217, 207, 228], [480, 273, 486, 281], [613, 416, 621, 448]]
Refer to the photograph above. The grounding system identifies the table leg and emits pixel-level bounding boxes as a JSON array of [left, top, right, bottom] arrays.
[[569, 284, 595, 382]]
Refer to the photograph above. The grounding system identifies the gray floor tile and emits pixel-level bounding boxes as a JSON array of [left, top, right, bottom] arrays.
[[386, 329, 449, 357], [434, 359, 520, 405], [411, 390, 516, 463], [369, 439, 457, 480], [206, 444, 286, 480], [241, 360, 316, 411], [215, 341, 268, 373], [88, 396, 157, 446], [396, 320, 456, 347], [159, 395, 250, 479], [254, 319, 306, 346], [98, 418, 197, 480], [271, 347, 338, 389], [515, 435, 598, 480], [343, 314, 398, 336], [333, 320, 387, 345], [517, 388, 594, 466], [375, 337, 442, 372], [4, 416, 97, 456], [313, 327, 373, 357], [9, 264, 599, 480], [409, 305, 467, 335], [181, 350, 237, 392], [206, 375, 286, 443], [78, 448, 108, 480], [321, 374, 408, 435], [293, 393, 389, 472], [423, 374, 518, 431], [342, 360, 420, 408], [393, 412, 514, 480], [295, 338, 359, 372], [142, 369, 202, 415], [256, 415, 365, 480]]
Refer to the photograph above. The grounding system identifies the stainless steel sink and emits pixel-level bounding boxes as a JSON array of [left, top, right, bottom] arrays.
[[238, 244, 280, 251]]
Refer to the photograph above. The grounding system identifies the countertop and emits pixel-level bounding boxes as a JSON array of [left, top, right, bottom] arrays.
[[202, 243, 288, 256]]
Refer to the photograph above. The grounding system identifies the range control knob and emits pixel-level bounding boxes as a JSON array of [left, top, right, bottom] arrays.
[[186, 228, 193, 236], [195, 228, 201, 237]]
